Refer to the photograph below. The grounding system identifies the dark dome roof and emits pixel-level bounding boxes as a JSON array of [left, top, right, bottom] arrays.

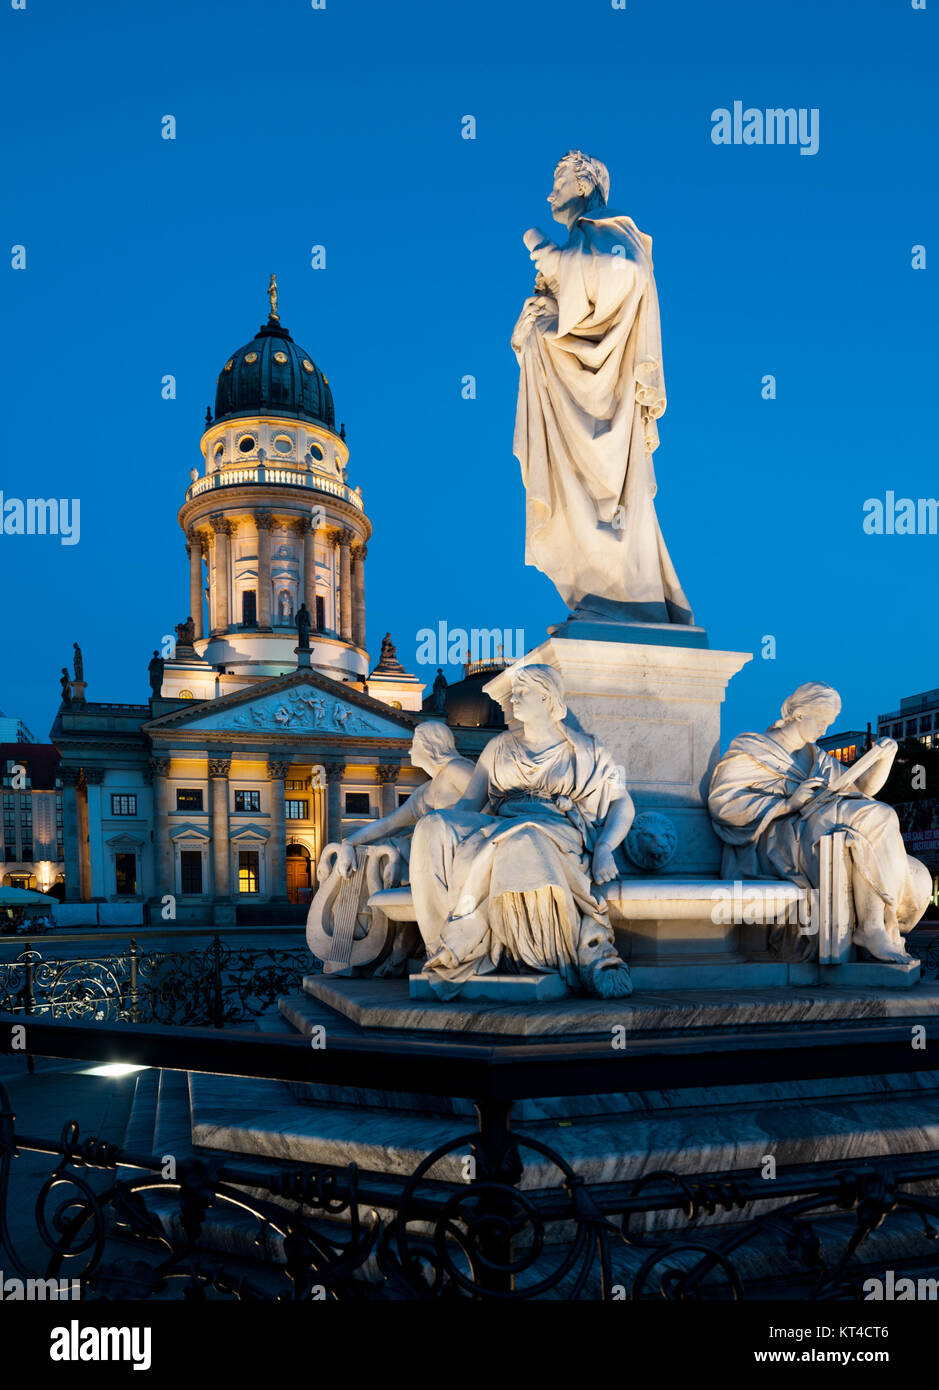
[[422, 666, 507, 730], [213, 317, 335, 429]]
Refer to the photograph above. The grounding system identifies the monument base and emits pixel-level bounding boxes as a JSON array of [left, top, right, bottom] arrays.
[[547, 615, 709, 649], [484, 637, 752, 877]]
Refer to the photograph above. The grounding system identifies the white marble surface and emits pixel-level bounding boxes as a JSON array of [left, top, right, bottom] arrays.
[[299, 974, 939, 1037], [484, 639, 752, 877]]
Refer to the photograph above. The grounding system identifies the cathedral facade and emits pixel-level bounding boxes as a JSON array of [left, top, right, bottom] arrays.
[[50, 285, 501, 925]]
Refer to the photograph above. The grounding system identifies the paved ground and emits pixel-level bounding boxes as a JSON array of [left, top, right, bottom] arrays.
[[0, 1054, 138, 1288]]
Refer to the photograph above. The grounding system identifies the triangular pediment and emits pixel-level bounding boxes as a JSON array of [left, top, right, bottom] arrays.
[[143, 669, 417, 740]]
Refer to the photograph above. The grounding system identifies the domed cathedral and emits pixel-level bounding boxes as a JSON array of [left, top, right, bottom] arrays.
[[51, 279, 433, 927], [171, 276, 373, 692]]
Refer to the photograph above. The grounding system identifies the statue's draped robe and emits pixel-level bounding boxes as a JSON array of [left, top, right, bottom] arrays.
[[708, 732, 924, 929], [410, 728, 629, 998], [513, 211, 693, 623]]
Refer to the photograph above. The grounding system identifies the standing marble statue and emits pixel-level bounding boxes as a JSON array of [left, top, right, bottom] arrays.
[[409, 664, 634, 999], [708, 682, 931, 965], [512, 151, 693, 626]]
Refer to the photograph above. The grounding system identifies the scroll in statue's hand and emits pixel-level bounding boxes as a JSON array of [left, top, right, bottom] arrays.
[[591, 844, 619, 885], [511, 296, 550, 353]]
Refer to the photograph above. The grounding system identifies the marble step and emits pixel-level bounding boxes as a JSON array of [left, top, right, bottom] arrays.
[[301, 973, 939, 1038], [185, 1063, 939, 1225], [279, 989, 939, 1124], [122, 1066, 161, 1155]]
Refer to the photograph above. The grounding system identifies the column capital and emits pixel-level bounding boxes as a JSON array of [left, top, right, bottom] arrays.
[[336, 527, 355, 548], [58, 765, 82, 786], [210, 513, 234, 536], [267, 758, 290, 781], [322, 759, 345, 782], [351, 542, 368, 563], [148, 756, 170, 779], [293, 516, 313, 536], [254, 509, 276, 531], [208, 755, 232, 778], [377, 762, 400, 784], [82, 767, 106, 785]]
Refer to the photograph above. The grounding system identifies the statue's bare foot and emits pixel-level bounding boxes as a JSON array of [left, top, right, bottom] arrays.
[[852, 923, 910, 964], [589, 958, 633, 998]]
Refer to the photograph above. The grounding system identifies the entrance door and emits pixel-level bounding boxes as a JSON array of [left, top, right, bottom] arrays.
[[286, 846, 311, 904]]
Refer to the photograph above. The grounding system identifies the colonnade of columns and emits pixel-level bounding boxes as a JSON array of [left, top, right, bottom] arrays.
[[187, 513, 367, 648], [143, 754, 403, 903]]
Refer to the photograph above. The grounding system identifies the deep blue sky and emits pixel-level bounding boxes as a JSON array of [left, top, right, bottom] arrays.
[[2, 0, 936, 747]]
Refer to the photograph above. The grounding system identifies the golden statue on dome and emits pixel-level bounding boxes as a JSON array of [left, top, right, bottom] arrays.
[[267, 272, 279, 321]]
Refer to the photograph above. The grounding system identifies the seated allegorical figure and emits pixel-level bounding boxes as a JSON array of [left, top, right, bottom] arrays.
[[334, 719, 475, 881], [409, 664, 635, 999], [707, 682, 931, 964], [308, 720, 475, 978]]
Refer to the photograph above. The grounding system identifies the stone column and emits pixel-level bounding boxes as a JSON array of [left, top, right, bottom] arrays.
[[378, 762, 400, 818], [187, 531, 204, 640], [82, 768, 106, 899], [351, 543, 367, 648], [323, 760, 345, 848], [268, 758, 289, 902], [59, 766, 83, 901], [337, 529, 354, 643], [298, 518, 316, 621], [210, 515, 233, 633], [149, 756, 174, 900], [209, 754, 231, 900], [255, 510, 274, 629]]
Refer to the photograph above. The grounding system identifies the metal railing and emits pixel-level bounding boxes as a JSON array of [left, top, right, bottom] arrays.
[[0, 931, 310, 1027], [1, 1013, 939, 1300]]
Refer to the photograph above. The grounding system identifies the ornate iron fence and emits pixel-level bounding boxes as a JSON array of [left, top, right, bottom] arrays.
[[0, 936, 310, 1027], [2, 1016, 939, 1300]]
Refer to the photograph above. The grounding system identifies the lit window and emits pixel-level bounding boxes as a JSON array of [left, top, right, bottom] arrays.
[[285, 799, 308, 820], [111, 795, 137, 816], [234, 790, 260, 813], [238, 851, 260, 894], [176, 789, 203, 812]]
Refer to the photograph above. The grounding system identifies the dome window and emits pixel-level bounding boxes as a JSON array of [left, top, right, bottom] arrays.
[[244, 351, 258, 364], [273, 351, 288, 364], [273, 435, 294, 454], [179, 690, 194, 699], [214, 443, 224, 463], [309, 442, 324, 462], [238, 435, 256, 454], [301, 360, 314, 373], [224, 359, 233, 371]]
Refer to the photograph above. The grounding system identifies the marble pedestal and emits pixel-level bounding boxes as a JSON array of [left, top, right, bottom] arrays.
[[483, 637, 752, 876]]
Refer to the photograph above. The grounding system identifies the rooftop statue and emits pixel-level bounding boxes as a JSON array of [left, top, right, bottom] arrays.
[[512, 151, 693, 627]]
